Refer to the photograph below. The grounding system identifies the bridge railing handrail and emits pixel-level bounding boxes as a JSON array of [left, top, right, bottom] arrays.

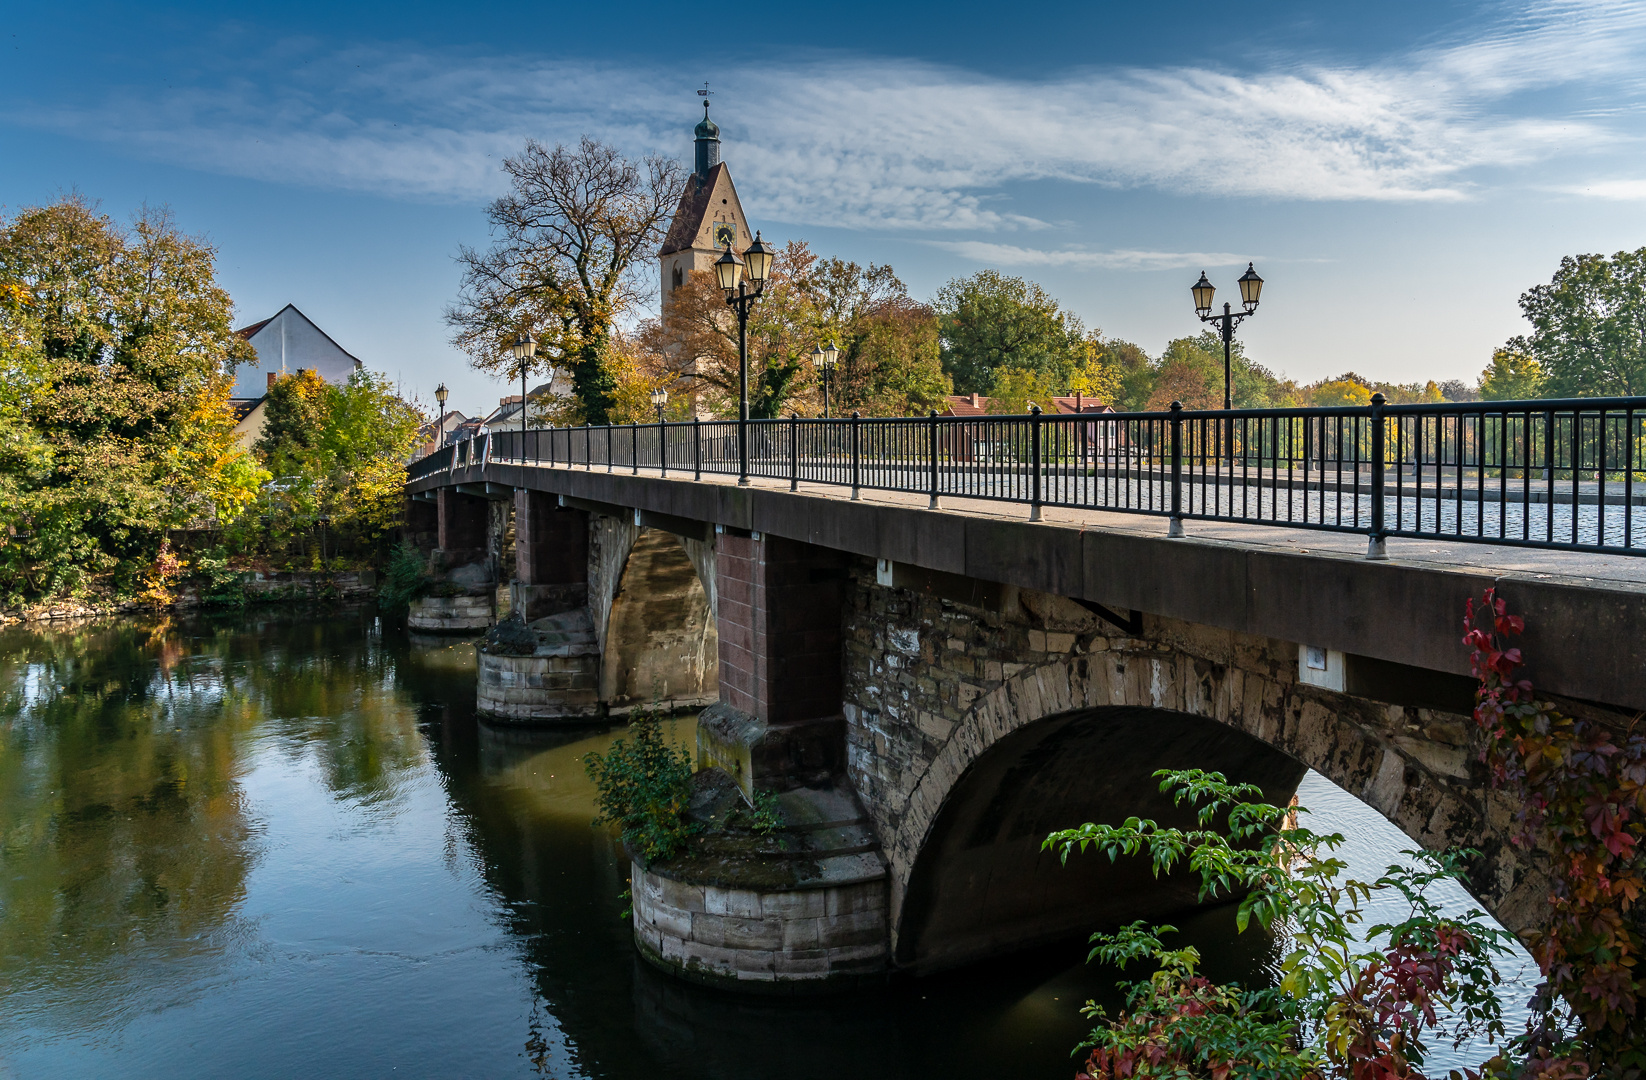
[[406, 395, 1646, 558]]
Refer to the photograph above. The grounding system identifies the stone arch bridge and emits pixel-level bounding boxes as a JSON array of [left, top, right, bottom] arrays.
[[406, 458, 1646, 987]]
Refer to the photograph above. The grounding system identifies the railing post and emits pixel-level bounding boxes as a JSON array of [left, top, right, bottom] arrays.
[[632, 422, 639, 475], [789, 413, 799, 491], [850, 411, 862, 501], [606, 423, 613, 473], [659, 419, 668, 478], [1367, 393, 1388, 559], [928, 409, 940, 510], [1029, 404, 1043, 521], [1168, 401, 1185, 537], [693, 416, 702, 480]]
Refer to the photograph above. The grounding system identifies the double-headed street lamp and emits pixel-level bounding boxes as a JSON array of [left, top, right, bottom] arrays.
[[1191, 263, 1264, 410], [651, 386, 668, 424], [809, 340, 839, 418], [508, 332, 537, 439], [715, 229, 774, 485]]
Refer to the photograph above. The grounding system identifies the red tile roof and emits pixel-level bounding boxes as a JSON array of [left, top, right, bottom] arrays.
[[942, 393, 990, 416], [659, 164, 729, 257]]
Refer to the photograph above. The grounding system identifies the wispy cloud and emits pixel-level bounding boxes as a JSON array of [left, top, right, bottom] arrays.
[[10, 1, 1646, 231], [926, 241, 1249, 271], [1564, 178, 1646, 199]]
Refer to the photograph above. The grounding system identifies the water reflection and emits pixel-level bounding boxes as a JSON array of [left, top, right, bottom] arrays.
[[0, 610, 1528, 1079]]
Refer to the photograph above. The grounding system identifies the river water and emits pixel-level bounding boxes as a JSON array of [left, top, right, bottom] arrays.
[[0, 609, 1535, 1078]]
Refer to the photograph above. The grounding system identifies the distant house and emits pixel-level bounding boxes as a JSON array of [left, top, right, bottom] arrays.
[[230, 397, 268, 453], [227, 304, 365, 449], [231, 304, 363, 398], [411, 410, 470, 460], [939, 391, 1116, 460], [941, 393, 991, 417]]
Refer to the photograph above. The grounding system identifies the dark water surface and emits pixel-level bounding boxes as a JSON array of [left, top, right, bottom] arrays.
[[0, 610, 1532, 1078]]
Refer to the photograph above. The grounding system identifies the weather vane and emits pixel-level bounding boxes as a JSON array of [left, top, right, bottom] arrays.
[[697, 82, 712, 113]]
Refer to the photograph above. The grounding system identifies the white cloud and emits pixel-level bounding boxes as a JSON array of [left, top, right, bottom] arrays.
[[926, 241, 1248, 271], [1566, 178, 1646, 199], [9, 1, 1646, 229]]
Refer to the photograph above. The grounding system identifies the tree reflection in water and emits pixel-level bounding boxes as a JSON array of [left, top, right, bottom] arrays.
[[0, 609, 1290, 1080]]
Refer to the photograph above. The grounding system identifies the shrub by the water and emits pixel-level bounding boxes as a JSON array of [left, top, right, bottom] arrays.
[[376, 542, 429, 616], [583, 708, 698, 863]]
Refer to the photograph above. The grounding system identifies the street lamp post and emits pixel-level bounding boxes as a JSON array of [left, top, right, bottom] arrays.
[[651, 386, 668, 425], [1191, 263, 1263, 410], [715, 230, 774, 485], [508, 333, 537, 446], [810, 340, 839, 418], [434, 383, 449, 445]]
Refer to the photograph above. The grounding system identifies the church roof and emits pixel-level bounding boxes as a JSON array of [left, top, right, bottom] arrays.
[[659, 163, 730, 257]]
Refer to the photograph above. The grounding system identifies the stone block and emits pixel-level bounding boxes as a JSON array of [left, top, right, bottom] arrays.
[[647, 902, 694, 940], [656, 873, 706, 914], [681, 941, 741, 975], [760, 889, 827, 919], [818, 909, 888, 949]]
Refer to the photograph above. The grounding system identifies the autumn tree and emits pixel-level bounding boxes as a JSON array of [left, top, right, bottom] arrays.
[[641, 240, 949, 419], [1507, 248, 1646, 397], [0, 196, 263, 603], [1142, 332, 1288, 411], [446, 138, 685, 425], [641, 241, 813, 419], [802, 253, 948, 416]]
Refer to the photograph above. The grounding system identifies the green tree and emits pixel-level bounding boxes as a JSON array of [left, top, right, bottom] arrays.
[[934, 271, 1087, 394], [1478, 349, 1546, 401], [252, 368, 422, 557], [446, 137, 685, 425], [0, 196, 261, 604], [1102, 338, 1156, 411], [1508, 248, 1646, 397]]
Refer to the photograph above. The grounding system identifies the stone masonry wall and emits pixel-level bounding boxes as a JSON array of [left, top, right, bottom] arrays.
[[838, 557, 1553, 950], [631, 862, 887, 990]]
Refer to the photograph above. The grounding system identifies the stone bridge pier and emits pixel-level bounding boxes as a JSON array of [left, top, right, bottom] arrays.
[[475, 494, 718, 721], [407, 488, 498, 633]]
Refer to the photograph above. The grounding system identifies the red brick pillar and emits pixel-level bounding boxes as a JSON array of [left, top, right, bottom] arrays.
[[512, 491, 588, 620], [706, 532, 847, 790], [436, 488, 489, 571]]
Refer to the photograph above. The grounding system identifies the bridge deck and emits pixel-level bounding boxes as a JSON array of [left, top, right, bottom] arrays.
[[410, 460, 1646, 713]]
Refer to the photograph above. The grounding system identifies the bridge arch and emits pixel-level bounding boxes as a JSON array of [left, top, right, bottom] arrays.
[[595, 522, 718, 713], [881, 643, 1548, 972]]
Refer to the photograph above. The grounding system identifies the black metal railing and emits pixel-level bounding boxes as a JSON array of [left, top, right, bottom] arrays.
[[403, 395, 1646, 557]]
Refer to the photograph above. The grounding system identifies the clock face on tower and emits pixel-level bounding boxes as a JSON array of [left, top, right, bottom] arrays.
[[713, 222, 737, 249]]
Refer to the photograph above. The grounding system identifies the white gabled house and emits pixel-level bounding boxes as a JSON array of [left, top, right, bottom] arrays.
[[228, 304, 365, 449]]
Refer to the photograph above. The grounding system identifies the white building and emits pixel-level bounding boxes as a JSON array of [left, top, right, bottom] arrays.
[[228, 304, 365, 450], [230, 304, 363, 399]]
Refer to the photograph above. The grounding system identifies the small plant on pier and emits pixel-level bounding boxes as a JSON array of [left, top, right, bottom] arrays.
[[583, 707, 698, 862], [1046, 771, 1514, 1080]]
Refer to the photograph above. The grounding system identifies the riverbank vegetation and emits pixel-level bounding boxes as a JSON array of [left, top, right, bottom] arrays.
[[0, 195, 424, 612], [1049, 593, 1646, 1078]]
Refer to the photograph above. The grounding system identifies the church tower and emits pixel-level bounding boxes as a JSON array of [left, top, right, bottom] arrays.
[[659, 95, 754, 310]]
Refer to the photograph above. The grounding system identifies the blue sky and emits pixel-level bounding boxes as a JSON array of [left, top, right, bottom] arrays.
[[4, 1, 1645, 414]]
